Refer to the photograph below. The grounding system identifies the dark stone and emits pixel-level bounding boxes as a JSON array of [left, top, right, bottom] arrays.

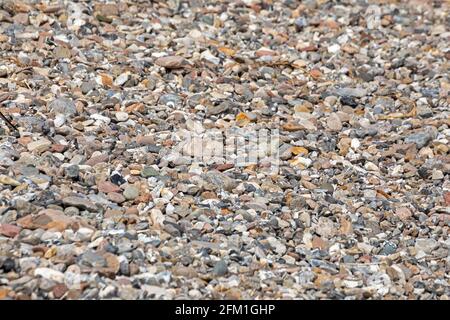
[[1, 258, 16, 272], [340, 96, 358, 107], [110, 173, 126, 186], [65, 164, 79, 178]]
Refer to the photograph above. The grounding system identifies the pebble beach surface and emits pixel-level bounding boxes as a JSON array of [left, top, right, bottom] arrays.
[[0, 0, 449, 300]]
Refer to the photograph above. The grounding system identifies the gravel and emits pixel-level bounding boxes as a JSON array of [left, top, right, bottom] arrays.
[[0, 0, 449, 301]]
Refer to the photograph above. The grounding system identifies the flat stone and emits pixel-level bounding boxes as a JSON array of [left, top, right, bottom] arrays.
[[49, 98, 76, 116], [404, 131, 433, 149], [27, 139, 52, 152], [334, 87, 367, 98], [98, 181, 121, 193], [155, 56, 189, 69], [79, 250, 107, 268], [107, 192, 126, 204], [85, 154, 108, 166], [213, 260, 228, 276], [0, 224, 21, 238], [34, 268, 65, 283], [17, 209, 74, 232], [62, 196, 98, 211]]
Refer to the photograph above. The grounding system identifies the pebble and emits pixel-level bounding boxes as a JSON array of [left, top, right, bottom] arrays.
[[27, 139, 52, 152], [405, 132, 433, 149], [115, 112, 129, 122], [49, 98, 77, 116], [213, 260, 228, 277], [62, 197, 97, 211], [123, 185, 139, 200], [34, 268, 65, 283], [326, 113, 343, 131], [415, 239, 437, 254]]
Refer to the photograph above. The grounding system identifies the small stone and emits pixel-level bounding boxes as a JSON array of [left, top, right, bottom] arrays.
[[123, 185, 139, 200], [201, 50, 220, 65], [395, 207, 412, 221], [294, 17, 308, 31], [380, 242, 397, 256], [415, 239, 437, 254], [17, 209, 74, 232], [98, 181, 121, 193], [431, 169, 444, 180], [0, 224, 21, 238], [1, 258, 15, 273], [107, 192, 126, 204], [54, 46, 71, 59], [115, 112, 129, 122], [155, 56, 188, 69], [159, 93, 181, 106], [85, 154, 108, 166], [315, 217, 336, 239], [54, 114, 66, 127], [335, 87, 367, 98], [49, 98, 76, 116], [328, 44, 340, 54], [79, 250, 107, 268], [444, 192, 450, 206], [62, 196, 97, 211], [340, 96, 358, 107], [95, 3, 119, 16], [267, 236, 286, 255], [141, 166, 159, 178], [213, 260, 228, 276], [52, 284, 68, 299], [110, 173, 126, 186], [0, 175, 20, 186], [27, 139, 52, 152], [114, 73, 130, 86], [326, 113, 343, 131], [404, 132, 433, 149], [35, 268, 65, 283], [65, 165, 79, 178]]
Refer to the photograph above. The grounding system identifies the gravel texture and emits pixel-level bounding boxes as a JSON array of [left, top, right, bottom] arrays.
[[0, 0, 449, 300]]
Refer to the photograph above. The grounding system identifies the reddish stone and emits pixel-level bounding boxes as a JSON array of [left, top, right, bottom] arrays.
[[395, 207, 412, 221], [107, 192, 126, 204], [17, 209, 73, 231], [0, 224, 21, 238], [300, 45, 318, 52], [85, 154, 108, 166], [359, 254, 372, 264], [135, 135, 154, 145], [310, 69, 323, 79], [52, 284, 68, 299], [201, 191, 217, 200], [51, 144, 68, 153], [444, 192, 450, 206], [18, 136, 32, 146], [98, 181, 120, 193], [312, 236, 329, 250], [213, 163, 234, 171]]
